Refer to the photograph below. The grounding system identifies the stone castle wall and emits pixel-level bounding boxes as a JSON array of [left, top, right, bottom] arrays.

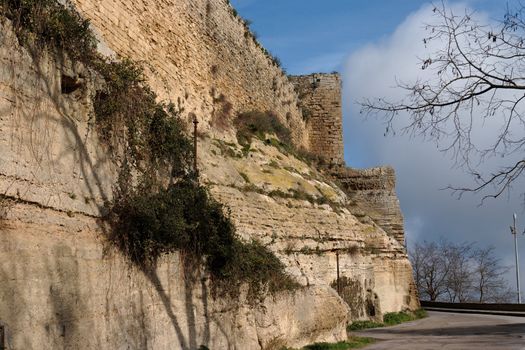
[[70, 0, 311, 148], [288, 73, 405, 246], [289, 73, 344, 164]]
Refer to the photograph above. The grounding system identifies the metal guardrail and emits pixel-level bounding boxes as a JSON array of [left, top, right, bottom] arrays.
[[421, 301, 525, 317]]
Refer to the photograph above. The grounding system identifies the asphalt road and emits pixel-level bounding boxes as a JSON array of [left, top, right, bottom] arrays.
[[351, 311, 525, 349]]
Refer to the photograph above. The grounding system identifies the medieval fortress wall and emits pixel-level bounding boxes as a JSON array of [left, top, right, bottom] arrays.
[[289, 73, 344, 165], [0, 0, 416, 349], [0, 18, 349, 349], [333, 167, 406, 246], [70, 0, 311, 147]]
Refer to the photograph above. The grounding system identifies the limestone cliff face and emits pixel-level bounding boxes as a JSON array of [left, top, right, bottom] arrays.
[[198, 138, 418, 320], [0, 0, 419, 348]]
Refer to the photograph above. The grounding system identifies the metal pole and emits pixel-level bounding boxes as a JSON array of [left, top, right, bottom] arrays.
[[513, 214, 521, 304], [336, 250, 340, 294], [192, 115, 199, 176]]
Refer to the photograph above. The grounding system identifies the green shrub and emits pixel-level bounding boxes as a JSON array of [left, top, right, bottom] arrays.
[[383, 311, 413, 326], [233, 111, 328, 170], [218, 239, 299, 298], [234, 111, 291, 146], [1, 0, 97, 61], [383, 309, 427, 326], [111, 178, 298, 299], [347, 309, 427, 332], [296, 337, 374, 350], [239, 172, 250, 183], [269, 160, 280, 168], [93, 59, 194, 177], [267, 188, 333, 208], [272, 56, 282, 67], [241, 143, 251, 157], [290, 189, 316, 202], [111, 179, 218, 266], [413, 308, 428, 319], [213, 139, 240, 158], [347, 320, 384, 331]]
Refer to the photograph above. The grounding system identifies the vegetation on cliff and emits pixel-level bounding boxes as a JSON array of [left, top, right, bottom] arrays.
[[235, 110, 292, 146], [1, 0, 96, 61], [347, 309, 427, 331], [2, 0, 298, 300], [234, 110, 323, 166]]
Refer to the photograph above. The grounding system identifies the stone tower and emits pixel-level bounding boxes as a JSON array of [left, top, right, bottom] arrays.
[[289, 73, 344, 165], [291, 73, 406, 247]]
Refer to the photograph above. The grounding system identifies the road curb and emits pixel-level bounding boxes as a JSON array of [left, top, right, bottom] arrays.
[[424, 307, 525, 318]]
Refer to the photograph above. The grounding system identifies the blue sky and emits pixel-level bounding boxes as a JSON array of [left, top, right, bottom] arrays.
[[231, 0, 525, 298], [231, 0, 506, 74]]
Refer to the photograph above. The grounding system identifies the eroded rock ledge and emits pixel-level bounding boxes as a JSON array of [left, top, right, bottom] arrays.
[[332, 166, 406, 246]]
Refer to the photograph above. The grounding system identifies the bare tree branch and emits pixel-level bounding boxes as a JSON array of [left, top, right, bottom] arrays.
[[361, 2, 525, 200]]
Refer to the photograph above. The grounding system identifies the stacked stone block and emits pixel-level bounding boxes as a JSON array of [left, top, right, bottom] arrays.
[[289, 73, 344, 165], [289, 72, 406, 246]]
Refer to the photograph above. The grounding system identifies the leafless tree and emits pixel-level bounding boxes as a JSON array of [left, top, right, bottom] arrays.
[[471, 246, 511, 302], [409, 240, 451, 301], [361, 2, 525, 201], [409, 239, 512, 302], [443, 241, 474, 302]]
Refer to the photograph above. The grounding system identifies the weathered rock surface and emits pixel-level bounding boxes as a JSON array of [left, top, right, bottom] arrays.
[[0, 18, 349, 349], [0, 203, 349, 350], [200, 138, 419, 321], [332, 166, 407, 246]]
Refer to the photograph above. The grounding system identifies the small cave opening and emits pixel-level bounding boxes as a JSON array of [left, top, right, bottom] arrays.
[[366, 299, 376, 317], [61, 74, 83, 94]]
